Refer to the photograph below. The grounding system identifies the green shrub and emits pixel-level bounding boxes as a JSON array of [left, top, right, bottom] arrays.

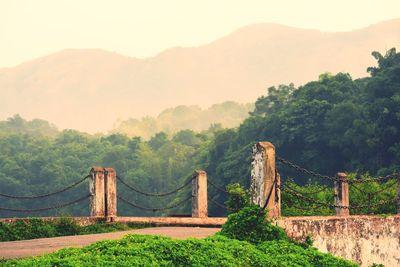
[[0, 218, 145, 241], [2, 234, 357, 267], [54, 217, 80, 236], [225, 183, 249, 213], [219, 205, 287, 244]]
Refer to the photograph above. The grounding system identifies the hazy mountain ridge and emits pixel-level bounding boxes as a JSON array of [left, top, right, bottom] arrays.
[[1, 19, 399, 132], [111, 101, 253, 139]]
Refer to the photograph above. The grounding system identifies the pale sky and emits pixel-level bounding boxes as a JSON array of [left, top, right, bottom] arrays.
[[1, 0, 399, 68]]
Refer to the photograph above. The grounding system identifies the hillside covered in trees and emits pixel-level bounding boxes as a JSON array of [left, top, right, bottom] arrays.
[[111, 102, 253, 139], [0, 48, 398, 218]]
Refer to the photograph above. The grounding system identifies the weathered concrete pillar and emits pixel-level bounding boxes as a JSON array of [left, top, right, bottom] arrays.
[[89, 167, 105, 218], [334, 172, 349, 216], [192, 170, 208, 218], [250, 142, 281, 218], [104, 168, 117, 221]]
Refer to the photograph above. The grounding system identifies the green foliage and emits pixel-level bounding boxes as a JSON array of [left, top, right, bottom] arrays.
[[0, 115, 58, 137], [347, 174, 397, 215], [2, 234, 357, 267], [203, 48, 400, 216], [0, 48, 399, 219], [0, 121, 211, 217], [281, 180, 335, 216], [225, 183, 249, 213], [0, 218, 141, 241], [220, 205, 287, 244], [280, 174, 397, 216]]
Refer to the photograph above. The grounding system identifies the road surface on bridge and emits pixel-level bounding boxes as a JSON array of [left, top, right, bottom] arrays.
[[0, 227, 221, 260]]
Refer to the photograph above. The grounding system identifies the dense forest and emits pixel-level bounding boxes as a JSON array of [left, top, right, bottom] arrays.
[[0, 48, 398, 218]]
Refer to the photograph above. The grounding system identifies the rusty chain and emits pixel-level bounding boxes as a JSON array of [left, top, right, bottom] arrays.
[[0, 194, 91, 212], [283, 178, 332, 195], [208, 180, 228, 193], [276, 156, 340, 182], [349, 198, 397, 210], [283, 197, 328, 211], [351, 173, 400, 183], [207, 196, 232, 211], [117, 175, 194, 197], [350, 179, 397, 195], [284, 182, 396, 211], [277, 155, 400, 184], [0, 175, 90, 199], [117, 195, 192, 212], [283, 183, 347, 209]]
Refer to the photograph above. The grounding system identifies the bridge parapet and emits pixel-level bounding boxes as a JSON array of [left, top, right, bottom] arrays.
[[278, 215, 400, 267]]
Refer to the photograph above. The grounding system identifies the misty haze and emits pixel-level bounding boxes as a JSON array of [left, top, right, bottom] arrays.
[[1, 2, 400, 266], [1, 19, 399, 133]]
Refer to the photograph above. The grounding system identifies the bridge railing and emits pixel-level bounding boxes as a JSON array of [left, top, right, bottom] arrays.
[[0, 174, 90, 214], [250, 141, 400, 218], [0, 141, 399, 220]]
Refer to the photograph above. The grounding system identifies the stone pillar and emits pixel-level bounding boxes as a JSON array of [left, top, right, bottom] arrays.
[[104, 168, 117, 221], [250, 142, 281, 218], [334, 172, 349, 216], [192, 170, 208, 218], [89, 167, 105, 218]]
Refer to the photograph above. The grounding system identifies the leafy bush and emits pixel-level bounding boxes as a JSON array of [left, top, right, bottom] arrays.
[[54, 217, 80, 236], [2, 234, 357, 267], [0, 218, 143, 241], [225, 183, 249, 213], [219, 205, 287, 244]]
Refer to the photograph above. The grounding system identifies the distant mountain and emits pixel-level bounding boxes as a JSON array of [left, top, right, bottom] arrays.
[[111, 101, 253, 139], [1, 19, 399, 133]]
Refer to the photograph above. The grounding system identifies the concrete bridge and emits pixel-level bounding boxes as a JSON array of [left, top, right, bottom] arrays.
[[1, 141, 399, 266]]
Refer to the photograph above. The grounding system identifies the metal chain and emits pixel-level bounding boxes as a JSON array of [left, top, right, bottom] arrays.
[[350, 198, 397, 210], [284, 183, 395, 210], [117, 175, 193, 197], [0, 175, 90, 199], [117, 195, 192, 211], [350, 179, 397, 195], [277, 156, 400, 184], [276, 156, 340, 182], [351, 173, 400, 183], [208, 197, 232, 210], [0, 194, 91, 212], [208, 180, 228, 193], [283, 179, 332, 195], [284, 197, 328, 211], [284, 183, 345, 209]]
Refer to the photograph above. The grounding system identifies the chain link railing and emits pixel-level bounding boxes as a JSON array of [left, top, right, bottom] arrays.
[[208, 180, 228, 194], [117, 175, 194, 197], [208, 196, 231, 211], [0, 175, 90, 199], [0, 194, 91, 212], [117, 195, 192, 212], [277, 155, 400, 184], [276, 156, 340, 182], [0, 174, 91, 215]]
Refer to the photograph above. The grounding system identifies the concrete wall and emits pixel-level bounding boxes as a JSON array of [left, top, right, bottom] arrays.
[[278, 215, 400, 267]]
